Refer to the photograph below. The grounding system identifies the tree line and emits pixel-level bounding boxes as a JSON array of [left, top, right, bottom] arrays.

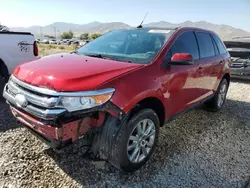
[[61, 31, 102, 40]]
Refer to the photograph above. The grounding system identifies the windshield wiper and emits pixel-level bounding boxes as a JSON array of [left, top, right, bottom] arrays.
[[84, 53, 105, 58], [83, 53, 117, 60]]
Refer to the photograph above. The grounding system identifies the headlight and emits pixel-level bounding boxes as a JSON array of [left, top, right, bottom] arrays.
[[56, 88, 115, 112]]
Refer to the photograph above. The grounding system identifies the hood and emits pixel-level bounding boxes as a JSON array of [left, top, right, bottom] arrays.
[[13, 53, 143, 91]]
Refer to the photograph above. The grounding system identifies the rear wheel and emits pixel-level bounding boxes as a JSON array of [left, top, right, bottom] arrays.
[[204, 78, 229, 111], [0, 60, 9, 83], [0, 60, 9, 99]]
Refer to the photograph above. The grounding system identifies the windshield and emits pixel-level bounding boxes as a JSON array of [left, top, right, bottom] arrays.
[[76, 29, 175, 64]]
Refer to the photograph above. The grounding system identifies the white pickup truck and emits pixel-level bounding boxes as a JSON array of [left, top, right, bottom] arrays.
[[0, 28, 38, 83]]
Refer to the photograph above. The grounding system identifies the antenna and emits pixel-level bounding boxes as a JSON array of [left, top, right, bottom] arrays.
[[137, 13, 148, 28]]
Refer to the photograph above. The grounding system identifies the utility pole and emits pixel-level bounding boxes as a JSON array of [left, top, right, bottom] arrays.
[[53, 26, 57, 39], [40, 27, 43, 40]]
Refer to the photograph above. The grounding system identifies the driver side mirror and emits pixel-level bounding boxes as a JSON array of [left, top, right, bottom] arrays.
[[169, 53, 194, 65]]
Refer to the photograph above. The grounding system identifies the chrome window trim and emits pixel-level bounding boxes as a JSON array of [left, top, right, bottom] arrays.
[[11, 75, 115, 97]]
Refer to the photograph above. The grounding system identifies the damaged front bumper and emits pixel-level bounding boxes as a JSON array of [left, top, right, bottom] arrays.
[[3, 76, 125, 150]]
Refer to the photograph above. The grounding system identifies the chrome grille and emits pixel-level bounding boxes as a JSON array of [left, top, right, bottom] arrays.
[[3, 76, 66, 120]]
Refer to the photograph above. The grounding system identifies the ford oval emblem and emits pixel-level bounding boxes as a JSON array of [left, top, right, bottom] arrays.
[[15, 94, 28, 108]]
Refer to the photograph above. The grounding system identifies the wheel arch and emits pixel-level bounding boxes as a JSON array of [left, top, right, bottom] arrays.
[[0, 58, 9, 79], [127, 97, 165, 127], [222, 73, 230, 85]]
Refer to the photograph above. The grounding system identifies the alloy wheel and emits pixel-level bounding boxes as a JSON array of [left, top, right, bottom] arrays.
[[127, 118, 156, 163], [217, 83, 227, 107]]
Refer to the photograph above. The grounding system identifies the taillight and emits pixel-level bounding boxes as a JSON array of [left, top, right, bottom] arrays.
[[33, 41, 38, 56]]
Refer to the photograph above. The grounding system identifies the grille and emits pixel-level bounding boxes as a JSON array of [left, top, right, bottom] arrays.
[[3, 76, 66, 120]]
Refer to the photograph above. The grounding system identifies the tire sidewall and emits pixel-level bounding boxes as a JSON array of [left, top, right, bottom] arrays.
[[113, 109, 160, 172], [0, 60, 9, 83], [214, 79, 229, 109]]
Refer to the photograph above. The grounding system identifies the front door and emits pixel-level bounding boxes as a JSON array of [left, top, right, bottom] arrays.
[[162, 31, 203, 117]]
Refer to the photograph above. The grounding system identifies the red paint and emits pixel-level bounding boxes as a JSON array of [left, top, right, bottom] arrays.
[[13, 53, 143, 91], [12, 27, 230, 144], [11, 106, 105, 143], [171, 53, 193, 61], [97, 28, 230, 118], [11, 107, 58, 140]]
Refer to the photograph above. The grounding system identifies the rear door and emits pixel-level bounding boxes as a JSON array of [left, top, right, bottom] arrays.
[[212, 34, 230, 89], [194, 32, 218, 98]]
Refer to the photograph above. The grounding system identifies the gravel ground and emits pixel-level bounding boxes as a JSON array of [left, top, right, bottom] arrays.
[[0, 79, 250, 188]]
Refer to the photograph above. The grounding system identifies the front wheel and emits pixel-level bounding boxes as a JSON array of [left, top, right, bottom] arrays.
[[204, 78, 229, 111], [109, 109, 160, 172]]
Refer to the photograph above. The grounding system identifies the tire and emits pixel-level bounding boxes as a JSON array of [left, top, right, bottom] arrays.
[[0, 60, 9, 99], [204, 78, 229, 112], [108, 109, 160, 172], [0, 60, 9, 83]]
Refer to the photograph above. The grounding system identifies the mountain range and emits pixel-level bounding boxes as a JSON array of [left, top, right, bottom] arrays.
[[10, 21, 250, 40]]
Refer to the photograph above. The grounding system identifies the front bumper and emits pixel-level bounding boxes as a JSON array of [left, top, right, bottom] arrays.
[[3, 76, 125, 149], [10, 106, 97, 149], [231, 61, 250, 79], [231, 67, 250, 79]]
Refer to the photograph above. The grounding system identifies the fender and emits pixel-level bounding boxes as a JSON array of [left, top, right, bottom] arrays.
[[111, 88, 165, 114]]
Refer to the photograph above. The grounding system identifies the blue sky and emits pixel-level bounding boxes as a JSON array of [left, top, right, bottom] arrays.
[[1, 0, 250, 31]]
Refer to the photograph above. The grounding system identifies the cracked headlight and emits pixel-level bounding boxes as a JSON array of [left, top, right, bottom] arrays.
[[56, 88, 115, 112]]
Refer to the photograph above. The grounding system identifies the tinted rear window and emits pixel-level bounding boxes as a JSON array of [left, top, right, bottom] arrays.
[[211, 35, 219, 55], [196, 32, 215, 58], [213, 35, 227, 54]]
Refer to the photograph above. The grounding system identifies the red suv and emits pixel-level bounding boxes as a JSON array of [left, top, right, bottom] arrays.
[[3, 27, 230, 172]]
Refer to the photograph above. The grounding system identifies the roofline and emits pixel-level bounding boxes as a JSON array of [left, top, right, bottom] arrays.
[[133, 26, 216, 34], [129, 26, 179, 30]]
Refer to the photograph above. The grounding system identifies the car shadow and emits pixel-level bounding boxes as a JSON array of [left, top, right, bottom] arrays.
[[0, 98, 20, 132], [45, 98, 250, 187]]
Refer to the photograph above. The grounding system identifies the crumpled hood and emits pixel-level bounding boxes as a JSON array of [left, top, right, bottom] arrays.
[[13, 53, 143, 91]]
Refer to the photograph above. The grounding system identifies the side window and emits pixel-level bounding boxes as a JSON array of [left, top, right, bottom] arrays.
[[169, 31, 199, 60], [212, 35, 227, 55], [196, 32, 215, 58], [211, 35, 219, 55]]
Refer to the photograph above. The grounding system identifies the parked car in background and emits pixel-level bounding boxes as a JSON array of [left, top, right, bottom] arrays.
[[71, 40, 80, 45], [0, 30, 38, 84], [3, 27, 230, 172], [79, 41, 86, 46], [58, 39, 70, 45], [224, 37, 250, 79], [42, 39, 49, 44], [49, 39, 57, 44]]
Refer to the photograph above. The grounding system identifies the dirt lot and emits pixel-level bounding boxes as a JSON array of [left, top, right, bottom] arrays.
[[0, 78, 250, 188]]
